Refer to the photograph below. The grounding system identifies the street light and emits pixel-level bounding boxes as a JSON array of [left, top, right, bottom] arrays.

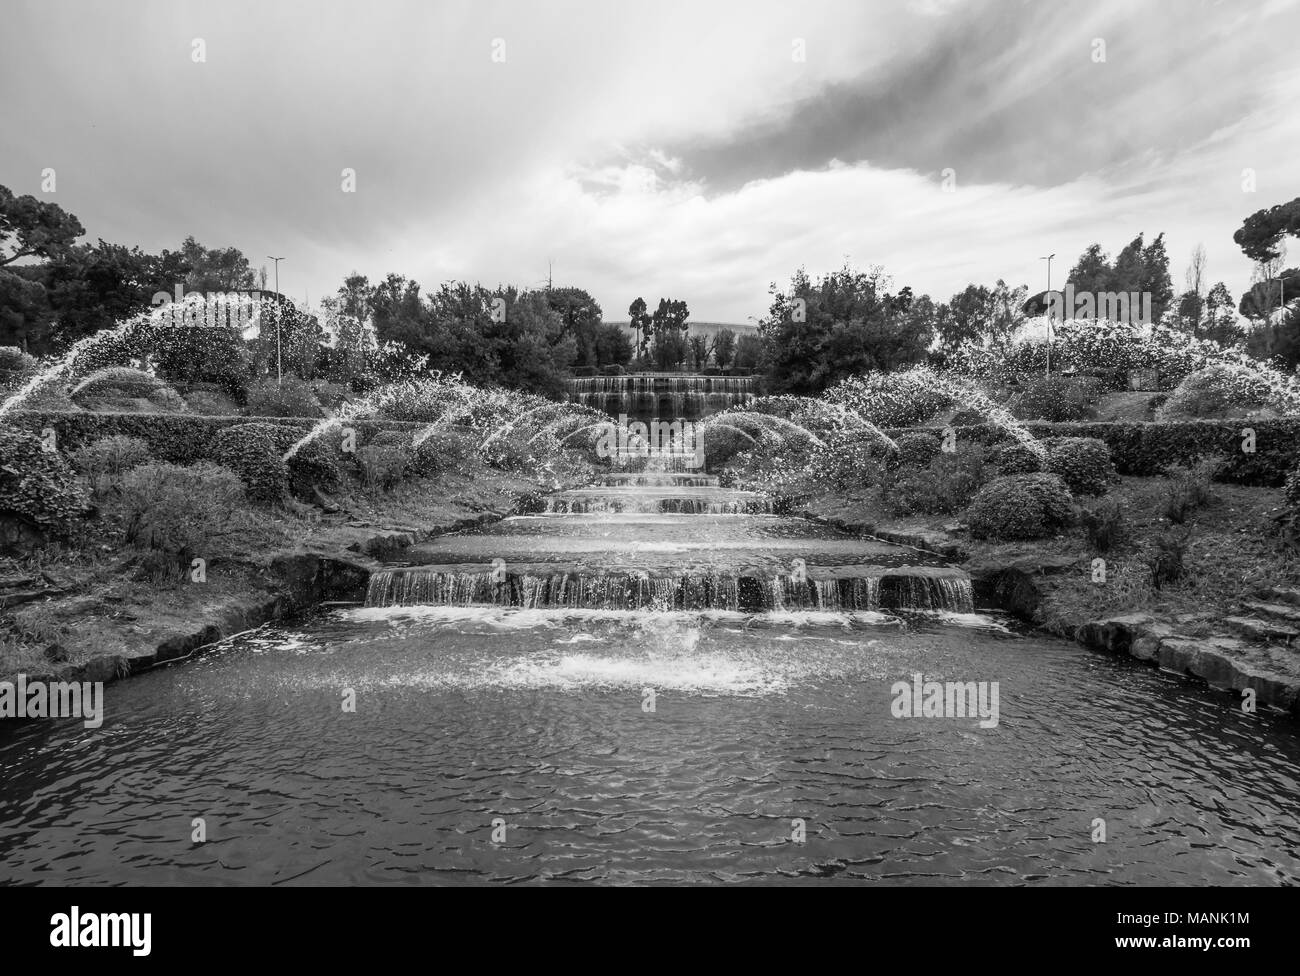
[[267, 256, 285, 384], [1040, 253, 1055, 379]]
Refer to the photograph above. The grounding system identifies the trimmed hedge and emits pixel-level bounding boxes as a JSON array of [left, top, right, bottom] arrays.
[[888, 419, 1300, 487], [965, 473, 1074, 540], [1044, 436, 1116, 496], [5, 411, 426, 466], [211, 423, 291, 502], [891, 431, 943, 470], [0, 428, 89, 534]]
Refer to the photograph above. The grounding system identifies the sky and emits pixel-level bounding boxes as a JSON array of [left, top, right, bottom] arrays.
[[1, 0, 1298, 323]]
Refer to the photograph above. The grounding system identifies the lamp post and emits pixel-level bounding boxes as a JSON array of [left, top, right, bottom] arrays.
[[268, 256, 284, 384], [1040, 253, 1055, 379]]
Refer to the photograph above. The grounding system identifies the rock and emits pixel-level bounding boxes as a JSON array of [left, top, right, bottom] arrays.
[[1224, 615, 1300, 642], [1075, 614, 1156, 654], [1263, 585, 1300, 607], [965, 554, 1082, 621], [0, 589, 50, 609], [1240, 601, 1300, 626]]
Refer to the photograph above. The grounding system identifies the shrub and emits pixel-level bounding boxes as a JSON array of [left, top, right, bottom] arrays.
[[211, 423, 290, 502], [990, 441, 1044, 475], [826, 369, 955, 427], [285, 437, 344, 498], [146, 386, 188, 413], [409, 427, 479, 478], [1160, 461, 1217, 524], [1157, 364, 1281, 420], [4, 412, 424, 467], [891, 432, 943, 469], [889, 443, 987, 515], [1045, 437, 1116, 495], [244, 375, 322, 418], [927, 419, 1300, 486], [965, 473, 1074, 540], [0, 346, 38, 390], [1078, 498, 1129, 552], [116, 462, 244, 558], [1148, 531, 1190, 589], [68, 435, 152, 495], [1012, 375, 1102, 422], [71, 366, 166, 400], [356, 444, 408, 491], [0, 428, 89, 534], [184, 389, 241, 416]]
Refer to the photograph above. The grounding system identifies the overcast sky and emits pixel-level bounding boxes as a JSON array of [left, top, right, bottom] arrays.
[[2, 0, 1297, 323]]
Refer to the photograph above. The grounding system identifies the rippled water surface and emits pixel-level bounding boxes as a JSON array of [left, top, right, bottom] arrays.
[[2, 607, 1298, 885]]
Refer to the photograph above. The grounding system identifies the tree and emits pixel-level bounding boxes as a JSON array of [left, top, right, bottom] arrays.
[[1240, 263, 1299, 322], [0, 271, 51, 353], [41, 239, 173, 347], [336, 272, 372, 323], [1235, 197, 1300, 263], [593, 322, 633, 368], [687, 334, 710, 369], [1203, 282, 1243, 346], [628, 297, 652, 358], [164, 236, 257, 293], [546, 287, 603, 366], [759, 264, 932, 395], [1067, 244, 1110, 297], [1139, 233, 1174, 322], [733, 334, 763, 369], [0, 184, 84, 266], [712, 327, 736, 369], [649, 298, 690, 369], [939, 284, 993, 352]]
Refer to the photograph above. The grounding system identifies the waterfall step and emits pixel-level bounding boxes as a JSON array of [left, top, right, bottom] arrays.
[[539, 486, 770, 514], [365, 564, 973, 612], [596, 472, 721, 488]]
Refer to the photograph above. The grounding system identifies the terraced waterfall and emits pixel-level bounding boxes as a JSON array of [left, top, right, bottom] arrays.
[[3, 373, 1299, 885], [367, 373, 974, 616]]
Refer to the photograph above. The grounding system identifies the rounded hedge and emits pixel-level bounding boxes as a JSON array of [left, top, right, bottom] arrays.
[[285, 436, 344, 497], [72, 366, 168, 399], [965, 473, 1074, 540], [410, 428, 478, 478], [990, 441, 1044, 475], [210, 422, 290, 501], [0, 428, 89, 534], [1045, 437, 1116, 495], [891, 431, 943, 470]]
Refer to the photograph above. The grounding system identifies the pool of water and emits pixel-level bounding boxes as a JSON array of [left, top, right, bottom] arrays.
[[2, 607, 1298, 885]]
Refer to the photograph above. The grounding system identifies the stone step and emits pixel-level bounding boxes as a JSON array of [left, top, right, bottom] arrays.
[[1263, 585, 1300, 607], [1223, 615, 1300, 643], [1241, 600, 1300, 626]]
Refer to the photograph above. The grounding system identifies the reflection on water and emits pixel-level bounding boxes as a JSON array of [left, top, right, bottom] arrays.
[[1, 607, 1298, 886]]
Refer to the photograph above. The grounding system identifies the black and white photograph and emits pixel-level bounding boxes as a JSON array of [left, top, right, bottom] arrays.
[[0, 0, 1297, 928]]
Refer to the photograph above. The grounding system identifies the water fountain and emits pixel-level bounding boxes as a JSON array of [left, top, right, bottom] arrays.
[[364, 368, 975, 617], [0, 293, 265, 420]]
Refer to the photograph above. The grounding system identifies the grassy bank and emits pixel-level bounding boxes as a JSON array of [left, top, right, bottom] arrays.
[[801, 475, 1300, 639]]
